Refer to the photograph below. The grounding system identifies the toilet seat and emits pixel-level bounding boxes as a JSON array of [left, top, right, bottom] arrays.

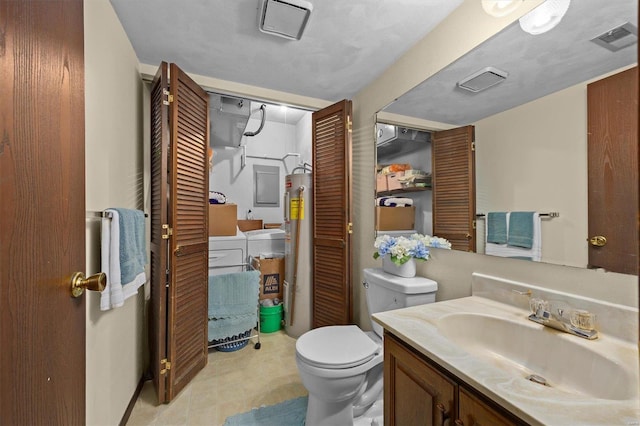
[[296, 325, 379, 369]]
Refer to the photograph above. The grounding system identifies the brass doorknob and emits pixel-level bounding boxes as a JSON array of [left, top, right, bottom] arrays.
[[588, 235, 607, 247], [70, 272, 106, 298]]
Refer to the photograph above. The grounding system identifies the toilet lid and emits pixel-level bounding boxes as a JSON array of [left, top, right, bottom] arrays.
[[296, 325, 379, 369]]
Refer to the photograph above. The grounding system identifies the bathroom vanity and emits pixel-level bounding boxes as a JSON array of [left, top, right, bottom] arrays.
[[373, 273, 640, 426], [385, 332, 521, 425]]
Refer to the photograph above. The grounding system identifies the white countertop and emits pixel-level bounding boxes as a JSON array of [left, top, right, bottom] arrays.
[[373, 293, 640, 426]]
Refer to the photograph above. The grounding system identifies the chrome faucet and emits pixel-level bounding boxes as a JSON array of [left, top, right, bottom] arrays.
[[527, 298, 598, 340]]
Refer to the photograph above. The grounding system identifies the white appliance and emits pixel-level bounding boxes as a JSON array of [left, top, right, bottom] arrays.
[[208, 229, 247, 276], [283, 172, 312, 338], [245, 228, 285, 259], [375, 229, 417, 238]]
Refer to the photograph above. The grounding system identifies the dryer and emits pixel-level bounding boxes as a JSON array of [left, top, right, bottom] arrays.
[[245, 228, 285, 259], [208, 228, 247, 276]]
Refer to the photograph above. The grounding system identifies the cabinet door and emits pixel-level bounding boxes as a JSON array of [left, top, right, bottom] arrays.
[[457, 386, 519, 426], [385, 333, 456, 426]]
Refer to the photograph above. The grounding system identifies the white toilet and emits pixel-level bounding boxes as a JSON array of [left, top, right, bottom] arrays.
[[295, 268, 438, 426]]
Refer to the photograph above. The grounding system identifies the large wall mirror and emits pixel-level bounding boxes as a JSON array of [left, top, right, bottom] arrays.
[[375, 0, 638, 273]]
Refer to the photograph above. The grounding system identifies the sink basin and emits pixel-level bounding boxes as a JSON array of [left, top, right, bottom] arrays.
[[436, 312, 636, 401]]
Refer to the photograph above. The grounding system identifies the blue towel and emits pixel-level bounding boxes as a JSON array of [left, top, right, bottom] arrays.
[[208, 271, 259, 318], [486, 212, 507, 244], [208, 314, 257, 342], [508, 211, 535, 249], [112, 208, 147, 285]]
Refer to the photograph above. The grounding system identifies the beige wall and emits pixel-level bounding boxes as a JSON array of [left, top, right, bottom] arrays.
[[84, 1, 146, 424], [351, 0, 637, 330]]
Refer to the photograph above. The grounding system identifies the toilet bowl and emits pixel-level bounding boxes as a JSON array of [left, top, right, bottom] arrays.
[[295, 269, 438, 425]]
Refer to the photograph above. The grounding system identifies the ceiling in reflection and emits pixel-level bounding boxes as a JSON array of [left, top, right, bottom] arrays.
[[384, 0, 637, 125]]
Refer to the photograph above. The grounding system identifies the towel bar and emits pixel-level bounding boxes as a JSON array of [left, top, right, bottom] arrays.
[[476, 212, 559, 219], [86, 210, 149, 220]]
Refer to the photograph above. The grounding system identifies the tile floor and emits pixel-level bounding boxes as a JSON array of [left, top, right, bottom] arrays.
[[127, 331, 307, 425]]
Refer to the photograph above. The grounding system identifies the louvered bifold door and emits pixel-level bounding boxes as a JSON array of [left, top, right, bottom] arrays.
[[149, 62, 170, 403], [166, 63, 210, 401], [432, 126, 476, 252], [312, 100, 353, 327]]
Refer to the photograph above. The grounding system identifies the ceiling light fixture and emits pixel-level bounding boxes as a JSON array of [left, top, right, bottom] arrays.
[[481, 0, 523, 18], [258, 0, 313, 41], [519, 0, 571, 35], [457, 67, 509, 93]]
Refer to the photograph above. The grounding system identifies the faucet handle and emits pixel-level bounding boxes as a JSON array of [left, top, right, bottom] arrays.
[[529, 298, 550, 318], [570, 309, 596, 331]]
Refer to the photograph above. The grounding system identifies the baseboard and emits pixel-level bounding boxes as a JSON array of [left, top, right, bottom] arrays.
[[119, 374, 149, 426]]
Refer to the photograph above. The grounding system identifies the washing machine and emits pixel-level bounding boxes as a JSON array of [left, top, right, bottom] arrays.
[[376, 229, 417, 238], [245, 228, 285, 260], [208, 228, 247, 276]]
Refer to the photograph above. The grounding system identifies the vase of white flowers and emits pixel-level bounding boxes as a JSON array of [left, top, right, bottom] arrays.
[[381, 254, 416, 277], [373, 233, 452, 278]]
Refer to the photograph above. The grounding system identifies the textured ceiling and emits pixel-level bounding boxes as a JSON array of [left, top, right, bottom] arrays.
[[384, 0, 638, 125], [109, 0, 463, 102], [109, 0, 637, 125]]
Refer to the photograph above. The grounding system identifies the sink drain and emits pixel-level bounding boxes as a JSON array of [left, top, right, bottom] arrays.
[[525, 374, 549, 386]]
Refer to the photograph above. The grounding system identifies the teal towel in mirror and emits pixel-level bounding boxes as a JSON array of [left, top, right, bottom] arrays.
[[487, 212, 507, 244], [508, 211, 535, 249]]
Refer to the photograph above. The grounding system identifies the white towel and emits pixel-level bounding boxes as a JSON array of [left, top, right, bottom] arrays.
[[100, 209, 147, 310], [485, 212, 542, 261]]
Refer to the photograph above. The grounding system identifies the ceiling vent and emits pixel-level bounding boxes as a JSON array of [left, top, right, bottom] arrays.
[[258, 0, 313, 41], [457, 67, 509, 93], [591, 22, 638, 52]]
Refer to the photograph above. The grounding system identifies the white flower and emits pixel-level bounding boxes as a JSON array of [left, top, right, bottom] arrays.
[[373, 233, 451, 265]]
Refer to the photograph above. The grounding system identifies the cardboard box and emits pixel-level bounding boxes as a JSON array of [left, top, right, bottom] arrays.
[[252, 256, 285, 301], [376, 206, 416, 231], [237, 219, 263, 232], [208, 204, 237, 236], [386, 171, 405, 191], [376, 174, 388, 192]]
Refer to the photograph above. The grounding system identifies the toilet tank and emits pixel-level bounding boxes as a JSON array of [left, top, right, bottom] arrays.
[[363, 268, 437, 337]]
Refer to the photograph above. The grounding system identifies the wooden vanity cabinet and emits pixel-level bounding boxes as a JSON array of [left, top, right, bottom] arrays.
[[384, 332, 525, 426], [384, 332, 456, 425], [457, 386, 517, 426]]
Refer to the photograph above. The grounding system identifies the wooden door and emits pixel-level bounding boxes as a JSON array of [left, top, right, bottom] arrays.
[[312, 100, 353, 327], [432, 126, 476, 251], [0, 0, 86, 423], [150, 62, 210, 403], [587, 66, 638, 275], [384, 333, 456, 426], [149, 63, 171, 403]]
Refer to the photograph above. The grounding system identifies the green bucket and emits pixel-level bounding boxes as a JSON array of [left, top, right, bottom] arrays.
[[260, 303, 283, 333]]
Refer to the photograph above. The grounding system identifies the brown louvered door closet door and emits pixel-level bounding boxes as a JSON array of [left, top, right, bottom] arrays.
[[312, 100, 353, 327], [432, 126, 476, 251], [150, 62, 171, 403], [166, 63, 210, 401]]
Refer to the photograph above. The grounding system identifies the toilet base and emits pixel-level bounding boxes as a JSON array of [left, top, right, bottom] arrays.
[[354, 398, 383, 426], [304, 394, 384, 426], [305, 394, 354, 426]]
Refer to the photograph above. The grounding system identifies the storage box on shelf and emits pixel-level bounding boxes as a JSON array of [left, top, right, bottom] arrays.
[[376, 206, 416, 231], [208, 203, 237, 236]]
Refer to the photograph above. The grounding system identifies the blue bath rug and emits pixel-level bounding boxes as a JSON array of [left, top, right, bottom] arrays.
[[223, 396, 307, 426]]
